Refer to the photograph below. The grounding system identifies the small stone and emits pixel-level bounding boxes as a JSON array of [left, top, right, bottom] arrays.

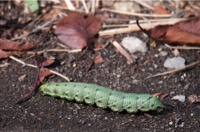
[[164, 57, 185, 69], [117, 74, 121, 78], [172, 95, 186, 103], [154, 54, 159, 57], [72, 63, 76, 67], [153, 64, 158, 69], [149, 67, 153, 71], [170, 91, 175, 95], [18, 74, 27, 82], [132, 80, 139, 84], [159, 51, 168, 56], [172, 49, 180, 56], [188, 94, 200, 104], [158, 81, 163, 84], [121, 36, 147, 54], [30, 113, 35, 116], [181, 73, 187, 79], [175, 118, 184, 128], [150, 41, 157, 48], [183, 84, 190, 90], [158, 48, 162, 51], [169, 121, 173, 125]]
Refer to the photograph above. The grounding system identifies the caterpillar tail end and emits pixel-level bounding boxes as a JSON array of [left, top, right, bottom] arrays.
[[39, 83, 49, 94], [156, 103, 165, 112]]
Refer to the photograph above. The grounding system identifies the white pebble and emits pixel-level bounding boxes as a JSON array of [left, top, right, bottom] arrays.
[[159, 51, 168, 56], [172, 95, 186, 103], [153, 64, 158, 69], [172, 49, 180, 56], [169, 121, 173, 125], [121, 36, 147, 54], [164, 57, 185, 69], [154, 54, 159, 57]]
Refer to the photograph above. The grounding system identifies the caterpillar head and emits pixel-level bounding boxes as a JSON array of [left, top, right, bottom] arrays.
[[149, 96, 164, 112]]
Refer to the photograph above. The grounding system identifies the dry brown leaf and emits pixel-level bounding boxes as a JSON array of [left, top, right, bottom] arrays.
[[0, 39, 35, 51], [94, 54, 104, 64], [0, 50, 12, 59], [148, 17, 200, 45], [17, 53, 54, 104], [43, 2, 65, 20], [188, 94, 200, 104], [42, 59, 55, 67], [39, 68, 53, 82], [55, 12, 102, 49], [153, 5, 169, 14], [0, 49, 23, 59]]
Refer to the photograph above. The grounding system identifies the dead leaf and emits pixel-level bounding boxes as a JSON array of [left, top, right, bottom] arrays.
[[0, 39, 35, 51], [188, 94, 200, 104], [0, 39, 34, 59], [38, 68, 53, 82], [0, 49, 23, 59], [43, 1, 67, 20], [153, 5, 169, 14], [160, 93, 170, 100], [41, 58, 55, 67], [94, 54, 104, 64], [35, 53, 54, 83], [55, 12, 102, 49], [17, 53, 53, 104], [148, 17, 200, 45], [0, 50, 12, 59]]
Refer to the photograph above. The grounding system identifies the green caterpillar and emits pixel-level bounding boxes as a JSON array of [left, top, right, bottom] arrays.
[[40, 82, 164, 113]]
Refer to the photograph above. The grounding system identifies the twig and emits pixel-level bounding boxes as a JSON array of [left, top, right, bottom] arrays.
[[103, 18, 186, 28], [146, 61, 200, 78], [101, 8, 172, 18], [81, 0, 89, 13], [64, 0, 76, 11], [112, 41, 134, 64], [165, 44, 200, 50], [99, 18, 187, 36], [133, 0, 154, 10], [28, 49, 82, 55], [9, 56, 70, 81], [129, 18, 186, 24], [27, 42, 110, 56]]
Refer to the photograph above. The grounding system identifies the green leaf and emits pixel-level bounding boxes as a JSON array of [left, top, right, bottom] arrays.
[[25, 0, 39, 12]]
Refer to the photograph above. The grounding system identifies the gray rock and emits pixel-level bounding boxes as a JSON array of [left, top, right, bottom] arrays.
[[164, 57, 185, 69], [121, 36, 147, 54], [172, 95, 186, 103]]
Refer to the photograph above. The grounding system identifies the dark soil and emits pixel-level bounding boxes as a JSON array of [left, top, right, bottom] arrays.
[[0, 2, 200, 132]]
